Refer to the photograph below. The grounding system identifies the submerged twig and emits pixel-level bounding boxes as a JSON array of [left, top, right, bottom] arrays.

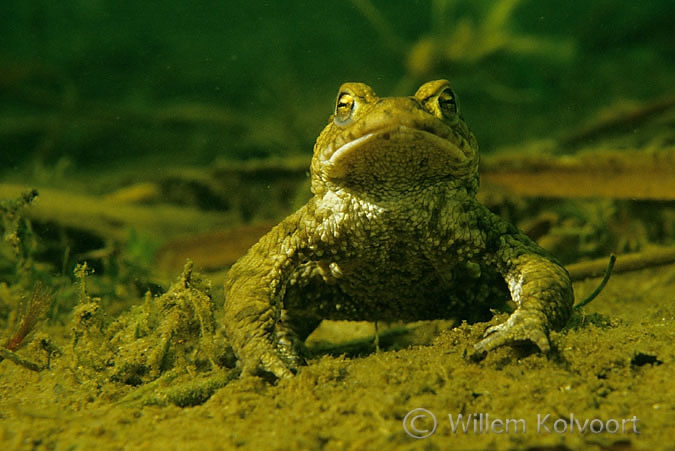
[[567, 247, 675, 310], [560, 95, 675, 148], [567, 247, 675, 281], [573, 254, 616, 310], [0, 347, 42, 372]]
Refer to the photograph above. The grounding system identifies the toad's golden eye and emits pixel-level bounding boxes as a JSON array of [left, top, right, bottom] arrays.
[[334, 92, 355, 125], [437, 87, 459, 117]]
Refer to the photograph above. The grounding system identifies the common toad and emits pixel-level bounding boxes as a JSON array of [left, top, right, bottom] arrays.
[[224, 80, 573, 379]]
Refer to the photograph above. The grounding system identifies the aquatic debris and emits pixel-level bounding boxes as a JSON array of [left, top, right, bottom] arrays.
[[0, 183, 232, 243], [560, 94, 675, 148], [115, 367, 238, 407], [565, 247, 675, 314], [69, 260, 238, 406], [481, 147, 675, 201], [72, 260, 233, 388], [155, 222, 275, 272], [573, 254, 615, 310], [0, 189, 54, 372], [1, 188, 38, 265], [630, 352, 662, 367], [566, 246, 675, 280]]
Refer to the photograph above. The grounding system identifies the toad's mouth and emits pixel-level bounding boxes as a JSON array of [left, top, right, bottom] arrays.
[[323, 125, 475, 186], [328, 130, 379, 163], [327, 126, 453, 164]]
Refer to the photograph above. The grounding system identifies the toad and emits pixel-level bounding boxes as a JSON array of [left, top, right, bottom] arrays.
[[224, 80, 573, 379]]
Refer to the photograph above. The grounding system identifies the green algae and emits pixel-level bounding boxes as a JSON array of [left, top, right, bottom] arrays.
[[71, 260, 235, 390]]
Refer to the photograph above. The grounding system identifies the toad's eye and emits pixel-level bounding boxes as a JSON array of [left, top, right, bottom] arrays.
[[334, 92, 356, 125], [437, 87, 459, 117]]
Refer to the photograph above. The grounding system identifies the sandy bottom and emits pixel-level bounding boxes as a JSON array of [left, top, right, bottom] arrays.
[[0, 263, 673, 451]]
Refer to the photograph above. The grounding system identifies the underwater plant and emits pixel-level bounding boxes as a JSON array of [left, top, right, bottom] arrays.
[[3, 282, 52, 352], [0, 281, 53, 371], [0, 189, 55, 371], [0, 188, 39, 279], [351, 0, 574, 80], [406, 0, 574, 77]]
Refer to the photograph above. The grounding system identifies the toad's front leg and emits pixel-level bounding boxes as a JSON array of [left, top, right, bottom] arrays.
[[224, 265, 303, 379], [473, 229, 574, 356], [224, 211, 313, 380], [223, 281, 302, 379]]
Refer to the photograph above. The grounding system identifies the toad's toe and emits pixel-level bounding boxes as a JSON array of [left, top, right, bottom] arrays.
[[471, 310, 551, 360]]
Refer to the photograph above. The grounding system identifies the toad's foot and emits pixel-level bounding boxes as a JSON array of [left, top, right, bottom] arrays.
[[471, 309, 551, 360], [247, 350, 298, 380], [238, 331, 307, 380]]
